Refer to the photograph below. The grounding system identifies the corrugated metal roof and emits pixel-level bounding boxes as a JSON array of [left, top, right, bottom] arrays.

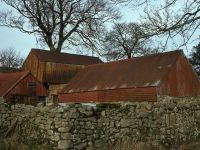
[[0, 71, 30, 96], [31, 49, 103, 65], [62, 50, 183, 94], [59, 87, 157, 103]]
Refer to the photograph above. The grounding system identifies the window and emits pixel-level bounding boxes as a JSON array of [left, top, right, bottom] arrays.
[[28, 82, 36, 96]]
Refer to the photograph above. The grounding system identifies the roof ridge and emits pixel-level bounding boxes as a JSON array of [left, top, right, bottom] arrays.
[[86, 49, 183, 68], [31, 48, 100, 58]]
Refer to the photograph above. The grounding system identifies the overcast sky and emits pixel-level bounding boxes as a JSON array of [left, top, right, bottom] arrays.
[[0, 2, 147, 58], [0, 3, 193, 58]]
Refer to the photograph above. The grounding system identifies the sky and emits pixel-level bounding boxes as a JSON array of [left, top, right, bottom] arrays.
[[0, 2, 195, 58], [0, 2, 144, 58]]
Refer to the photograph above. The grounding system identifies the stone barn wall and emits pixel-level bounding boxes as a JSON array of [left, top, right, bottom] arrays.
[[0, 96, 200, 149]]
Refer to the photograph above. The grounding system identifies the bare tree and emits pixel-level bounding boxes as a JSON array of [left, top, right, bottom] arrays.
[[189, 42, 200, 77], [111, 0, 200, 49], [100, 22, 158, 61], [110, 0, 148, 6], [0, 0, 119, 52], [0, 47, 23, 69]]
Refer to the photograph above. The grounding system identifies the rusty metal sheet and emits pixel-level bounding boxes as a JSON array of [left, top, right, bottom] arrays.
[[31, 48, 103, 65], [159, 54, 200, 96], [0, 71, 48, 97], [62, 50, 183, 94], [59, 87, 157, 103], [0, 71, 29, 96]]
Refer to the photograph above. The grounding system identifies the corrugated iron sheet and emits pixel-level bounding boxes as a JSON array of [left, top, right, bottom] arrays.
[[0, 71, 47, 97], [0, 71, 29, 96], [59, 87, 157, 103], [62, 50, 182, 94], [159, 54, 200, 96], [31, 48, 103, 65]]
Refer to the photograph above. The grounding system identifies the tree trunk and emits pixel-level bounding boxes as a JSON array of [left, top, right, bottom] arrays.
[[46, 35, 58, 52], [127, 53, 132, 59], [56, 41, 63, 53], [49, 46, 57, 52]]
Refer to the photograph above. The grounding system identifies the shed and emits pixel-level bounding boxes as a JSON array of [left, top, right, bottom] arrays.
[[59, 50, 200, 103], [0, 71, 48, 105], [23, 49, 103, 85]]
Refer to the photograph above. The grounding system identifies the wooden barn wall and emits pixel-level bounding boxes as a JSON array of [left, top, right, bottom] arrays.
[[5, 74, 48, 102], [23, 54, 84, 84], [44, 62, 83, 84], [159, 55, 200, 96], [23, 53, 39, 80], [59, 87, 157, 103], [37, 62, 45, 83]]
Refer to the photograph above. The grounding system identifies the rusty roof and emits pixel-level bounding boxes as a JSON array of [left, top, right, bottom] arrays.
[[0, 71, 30, 96], [31, 49, 103, 65], [62, 50, 183, 94]]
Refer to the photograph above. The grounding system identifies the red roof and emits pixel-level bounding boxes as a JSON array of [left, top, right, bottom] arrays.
[[0, 71, 30, 96], [31, 49, 103, 65], [61, 50, 183, 94]]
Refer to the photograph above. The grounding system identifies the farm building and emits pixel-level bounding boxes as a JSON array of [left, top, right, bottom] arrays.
[[0, 71, 48, 105], [23, 48, 102, 103], [59, 50, 200, 103]]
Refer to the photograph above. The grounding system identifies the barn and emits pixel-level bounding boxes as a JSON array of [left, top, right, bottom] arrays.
[[23, 48, 103, 84], [59, 50, 200, 103], [0, 71, 48, 105], [23, 48, 102, 103]]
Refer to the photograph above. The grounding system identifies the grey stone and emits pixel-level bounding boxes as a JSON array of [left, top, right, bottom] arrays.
[[86, 129, 93, 135], [47, 130, 54, 136], [146, 104, 152, 110], [76, 142, 87, 150], [69, 112, 79, 118], [120, 119, 134, 127], [121, 128, 130, 134], [55, 113, 62, 118], [61, 133, 72, 140], [57, 107, 65, 113], [52, 135, 60, 141], [58, 140, 71, 149], [55, 121, 62, 128], [79, 129, 86, 134], [88, 141, 93, 146], [101, 111, 106, 117], [94, 140, 103, 148], [86, 147, 95, 150], [58, 127, 70, 133], [86, 121, 92, 126]]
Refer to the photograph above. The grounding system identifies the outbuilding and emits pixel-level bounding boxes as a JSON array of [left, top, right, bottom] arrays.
[[59, 50, 200, 103], [23, 48, 103, 103], [0, 71, 48, 105], [23, 48, 103, 85]]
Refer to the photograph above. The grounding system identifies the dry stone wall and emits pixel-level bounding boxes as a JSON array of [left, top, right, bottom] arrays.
[[0, 98, 12, 130], [0, 96, 200, 149]]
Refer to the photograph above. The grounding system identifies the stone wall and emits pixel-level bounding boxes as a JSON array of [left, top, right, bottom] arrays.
[[0, 98, 12, 130], [1, 96, 200, 149]]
